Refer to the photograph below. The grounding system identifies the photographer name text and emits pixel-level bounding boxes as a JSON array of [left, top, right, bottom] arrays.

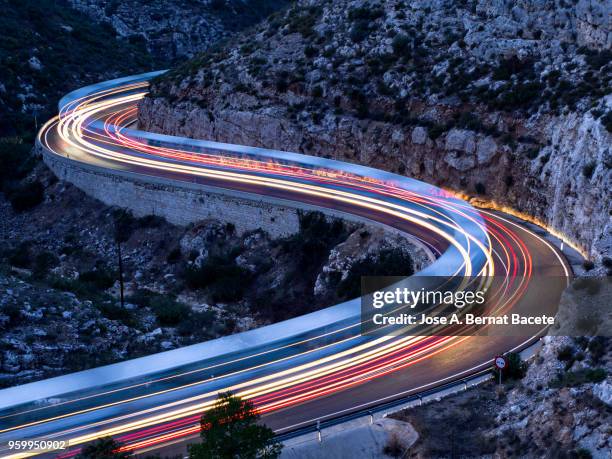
[[372, 313, 555, 326]]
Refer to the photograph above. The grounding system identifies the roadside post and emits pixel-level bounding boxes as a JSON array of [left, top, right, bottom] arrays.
[[494, 355, 507, 385]]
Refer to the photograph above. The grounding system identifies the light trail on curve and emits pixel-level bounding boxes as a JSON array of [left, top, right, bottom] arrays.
[[0, 72, 570, 458]]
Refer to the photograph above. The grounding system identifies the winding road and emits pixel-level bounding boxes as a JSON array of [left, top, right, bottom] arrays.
[[0, 72, 571, 458]]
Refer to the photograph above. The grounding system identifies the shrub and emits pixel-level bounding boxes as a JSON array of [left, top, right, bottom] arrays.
[[582, 47, 612, 70], [75, 437, 131, 459], [97, 302, 134, 325], [184, 255, 252, 302], [582, 161, 596, 179], [0, 141, 34, 190], [336, 248, 414, 300], [311, 85, 323, 98], [135, 214, 166, 228], [492, 56, 534, 81], [391, 34, 411, 56], [549, 368, 606, 388], [571, 448, 593, 459], [587, 337, 607, 362], [349, 20, 372, 43], [79, 265, 116, 290], [150, 296, 190, 326], [281, 212, 347, 267], [557, 345, 574, 361], [286, 6, 320, 38], [383, 433, 406, 457], [128, 289, 191, 326], [582, 260, 595, 271], [8, 180, 44, 211], [348, 6, 384, 21], [304, 45, 317, 58], [7, 242, 33, 268], [177, 310, 216, 336], [166, 246, 182, 264], [32, 251, 59, 279]]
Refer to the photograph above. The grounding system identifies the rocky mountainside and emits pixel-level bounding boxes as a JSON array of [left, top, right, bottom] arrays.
[[0, 0, 155, 139], [138, 0, 611, 263], [69, 0, 291, 61]]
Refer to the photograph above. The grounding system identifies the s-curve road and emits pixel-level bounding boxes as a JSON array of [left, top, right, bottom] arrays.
[[0, 72, 571, 458]]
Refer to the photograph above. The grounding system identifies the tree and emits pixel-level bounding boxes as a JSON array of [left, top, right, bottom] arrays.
[[75, 437, 131, 459], [189, 392, 282, 459]]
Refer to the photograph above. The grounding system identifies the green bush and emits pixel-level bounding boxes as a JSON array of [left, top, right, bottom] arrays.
[[281, 212, 348, 268], [549, 368, 606, 388], [97, 302, 134, 325], [166, 246, 182, 264], [184, 255, 252, 302], [304, 45, 318, 58], [0, 141, 34, 190], [136, 214, 166, 228], [127, 289, 192, 326], [348, 5, 384, 21], [32, 251, 59, 279], [336, 248, 414, 300], [570, 448, 593, 459], [391, 34, 411, 56], [286, 6, 320, 38], [150, 297, 191, 326], [492, 56, 534, 81], [557, 345, 574, 361], [7, 180, 44, 211], [7, 242, 33, 268], [587, 337, 607, 362], [79, 265, 116, 290], [177, 310, 216, 336], [311, 85, 323, 98], [582, 161, 596, 179], [75, 437, 131, 459]]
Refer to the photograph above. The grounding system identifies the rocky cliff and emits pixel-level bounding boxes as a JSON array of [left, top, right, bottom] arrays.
[[138, 0, 611, 261], [69, 0, 291, 61]]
